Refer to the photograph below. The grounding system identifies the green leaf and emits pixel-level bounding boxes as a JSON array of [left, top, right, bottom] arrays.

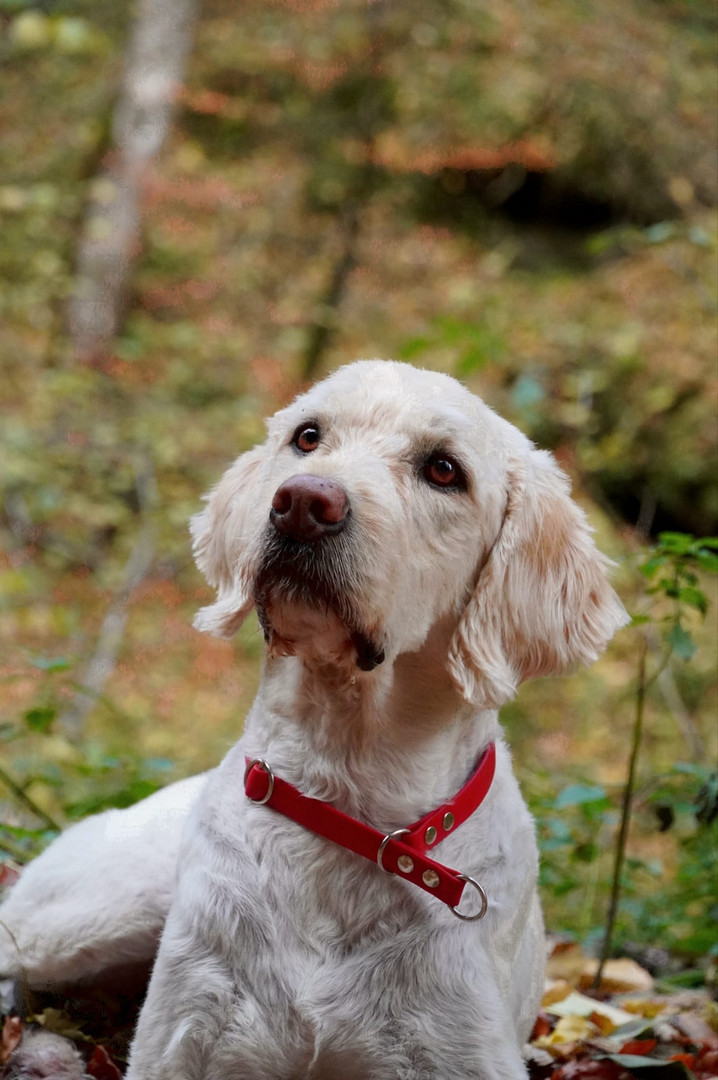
[[696, 550, 718, 573], [667, 622, 697, 661], [658, 577, 679, 598], [639, 554, 666, 577], [672, 761, 710, 777], [555, 783, 607, 808], [677, 585, 707, 614], [573, 841, 599, 863], [28, 655, 71, 672], [23, 705, 56, 733], [399, 337, 431, 359], [657, 532, 694, 553], [655, 968, 706, 991]]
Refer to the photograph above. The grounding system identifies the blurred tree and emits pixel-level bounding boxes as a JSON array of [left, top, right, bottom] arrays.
[[68, 0, 198, 365]]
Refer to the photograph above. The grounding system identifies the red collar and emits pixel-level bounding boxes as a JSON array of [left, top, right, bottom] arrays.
[[244, 741, 496, 921]]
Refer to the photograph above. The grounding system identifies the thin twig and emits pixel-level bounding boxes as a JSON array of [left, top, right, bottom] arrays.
[[656, 666, 704, 759], [0, 834, 32, 862], [593, 637, 648, 987], [0, 765, 61, 833]]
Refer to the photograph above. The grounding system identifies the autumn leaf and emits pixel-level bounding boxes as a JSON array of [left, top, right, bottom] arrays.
[[0, 1016, 23, 1066], [86, 1044, 124, 1080]]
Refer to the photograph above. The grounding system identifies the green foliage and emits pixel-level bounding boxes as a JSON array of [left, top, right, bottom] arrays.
[[0, 656, 173, 863], [0, 0, 715, 977], [640, 533, 718, 661], [399, 314, 508, 375], [622, 764, 718, 959], [536, 762, 718, 960], [534, 533, 718, 963]]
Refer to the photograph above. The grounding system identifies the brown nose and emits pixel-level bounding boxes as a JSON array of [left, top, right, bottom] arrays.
[[269, 474, 349, 543]]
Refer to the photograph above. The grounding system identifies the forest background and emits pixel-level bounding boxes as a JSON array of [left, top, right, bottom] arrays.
[[0, 0, 716, 974]]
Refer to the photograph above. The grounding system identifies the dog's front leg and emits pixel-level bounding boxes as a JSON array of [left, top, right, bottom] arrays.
[[125, 884, 300, 1080]]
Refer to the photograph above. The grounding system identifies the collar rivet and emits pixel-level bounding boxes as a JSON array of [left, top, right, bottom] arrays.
[[397, 854, 414, 874], [424, 825, 438, 845], [443, 812, 455, 831]]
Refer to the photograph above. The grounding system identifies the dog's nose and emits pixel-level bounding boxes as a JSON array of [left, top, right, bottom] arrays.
[[270, 474, 349, 542]]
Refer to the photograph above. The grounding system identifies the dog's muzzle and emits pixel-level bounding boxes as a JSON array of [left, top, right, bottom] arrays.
[[256, 474, 385, 671]]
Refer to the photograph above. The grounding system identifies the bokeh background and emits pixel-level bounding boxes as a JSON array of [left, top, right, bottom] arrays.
[[1, 0, 716, 966]]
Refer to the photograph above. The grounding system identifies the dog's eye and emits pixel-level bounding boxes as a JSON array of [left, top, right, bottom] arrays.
[[292, 423, 321, 453], [422, 453, 466, 491]]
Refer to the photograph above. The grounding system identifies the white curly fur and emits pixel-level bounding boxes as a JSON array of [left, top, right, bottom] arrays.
[[0, 361, 627, 1080]]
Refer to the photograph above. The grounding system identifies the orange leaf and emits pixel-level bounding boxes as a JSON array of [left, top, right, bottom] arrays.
[[531, 1012, 554, 1039], [669, 1052, 697, 1066], [619, 1038, 657, 1055]]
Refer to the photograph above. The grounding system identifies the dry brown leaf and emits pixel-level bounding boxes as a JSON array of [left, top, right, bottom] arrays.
[[543, 979, 574, 1007], [545, 990, 635, 1028], [546, 942, 589, 984], [620, 997, 668, 1019], [534, 1013, 601, 1049], [578, 957, 654, 994]]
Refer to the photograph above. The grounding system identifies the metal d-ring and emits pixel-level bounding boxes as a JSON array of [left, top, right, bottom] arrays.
[[376, 828, 410, 873], [244, 758, 275, 805], [451, 875, 488, 921]]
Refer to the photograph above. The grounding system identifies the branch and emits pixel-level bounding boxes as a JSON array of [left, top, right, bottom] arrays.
[[58, 458, 157, 742], [0, 765, 61, 834]]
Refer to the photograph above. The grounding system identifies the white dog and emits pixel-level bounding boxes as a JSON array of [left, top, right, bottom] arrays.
[[0, 361, 626, 1079]]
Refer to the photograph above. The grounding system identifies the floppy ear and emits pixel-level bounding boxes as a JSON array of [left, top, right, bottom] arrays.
[[190, 446, 265, 638], [447, 449, 628, 709]]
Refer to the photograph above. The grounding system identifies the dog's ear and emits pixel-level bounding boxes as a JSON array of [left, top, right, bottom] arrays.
[[190, 446, 265, 639], [447, 449, 628, 709]]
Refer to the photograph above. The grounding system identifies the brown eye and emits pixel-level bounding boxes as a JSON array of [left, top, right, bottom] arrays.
[[292, 423, 321, 453], [422, 453, 466, 490]]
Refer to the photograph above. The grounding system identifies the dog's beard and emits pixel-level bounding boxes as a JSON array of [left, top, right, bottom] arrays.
[[254, 530, 385, 672]]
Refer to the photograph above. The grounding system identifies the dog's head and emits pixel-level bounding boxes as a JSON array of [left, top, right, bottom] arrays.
[[191, 360, 627, 707]]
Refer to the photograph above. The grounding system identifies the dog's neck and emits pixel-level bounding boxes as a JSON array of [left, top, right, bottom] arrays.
[[243, 616, 501, 828]]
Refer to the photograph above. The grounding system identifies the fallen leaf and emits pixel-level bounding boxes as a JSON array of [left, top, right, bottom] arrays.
[[31, 1007, 87, 1042], [579, 958, 654, 994], [86, 1044, 123, 1080], [598, 1051, 696, 1077], [550, 1058, 626, 1078], [621, 999, 668, 1019], [589, 1011, 620, 1036], [0, 862, 21, 888], [531, 1010, 554, 1039], [533, 1012, 600, 1048], [547, 942, 589, 984], [545, 990, 635, 1028], [673, 1011, 718, 1051], [0, 1016, 23, 1065], [694, 1046, 718, 1078], [543, 979, 575, 1007], [619, 1038, 658, 1055]]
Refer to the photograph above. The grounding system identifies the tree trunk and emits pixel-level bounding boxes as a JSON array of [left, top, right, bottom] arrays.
[[68, 0, 198, 364]]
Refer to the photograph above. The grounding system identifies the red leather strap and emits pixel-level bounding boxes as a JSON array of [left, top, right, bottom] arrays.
[[244, 743, 495, 917], [403, 742, 496, 852]]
